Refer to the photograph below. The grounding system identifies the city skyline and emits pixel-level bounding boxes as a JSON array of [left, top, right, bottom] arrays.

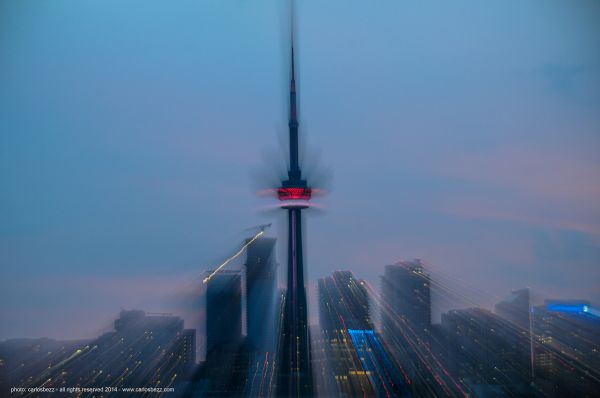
[[4, 260, 598, 396], [1, 0, 599, 345]]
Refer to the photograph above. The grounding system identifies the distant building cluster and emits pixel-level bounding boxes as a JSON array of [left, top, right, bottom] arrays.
[[375, 259, 600, 398], [1, 250, 599, 398], [1, 310, 195, 397], [189, 237, 279, 397]]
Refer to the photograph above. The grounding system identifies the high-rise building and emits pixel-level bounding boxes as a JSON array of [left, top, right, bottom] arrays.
[[205, 270, 242, 358], [495, 288, 531, 330], [381, 259, 431, 334], [8, 310, 196, 396], [179, 328, 197, 370], [245, 236, 277, 352], [380, 260, 463, 397], [494, 288, 534, 386], [319, 271, 371, 332], [200, 271, 248, 396], [0, 338, 90, 394], [441, 307, 531, 396], [531, 300, 600, 396], [319, 271, 372, 397], [318, 271, 406, 397]]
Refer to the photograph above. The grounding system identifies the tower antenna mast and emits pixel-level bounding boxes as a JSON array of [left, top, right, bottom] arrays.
[[276, 1, 315, 395]]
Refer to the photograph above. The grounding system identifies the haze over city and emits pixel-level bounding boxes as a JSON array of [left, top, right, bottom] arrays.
[[1, 0, 599, 344]]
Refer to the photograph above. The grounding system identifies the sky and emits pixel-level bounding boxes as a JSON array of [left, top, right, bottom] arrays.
[[1, 0, 599, 340]]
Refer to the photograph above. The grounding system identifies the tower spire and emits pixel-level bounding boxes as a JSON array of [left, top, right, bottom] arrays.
[[288, 1, 301, 180], [290, 45, 296, 106], [276, 2, 314, 396], [290, 0, 296, 97], [288, 19, 301, 181]]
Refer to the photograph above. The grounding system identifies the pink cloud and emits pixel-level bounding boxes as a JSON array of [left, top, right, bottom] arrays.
[[428, 147, 600, 238], [2, 272, 204, 340]]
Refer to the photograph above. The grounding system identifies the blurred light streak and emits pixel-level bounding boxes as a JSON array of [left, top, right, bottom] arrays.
[[202, 231, 264, 284]]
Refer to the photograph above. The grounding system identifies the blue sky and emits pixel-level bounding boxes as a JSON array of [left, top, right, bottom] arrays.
[[1, 0, 599, 339]]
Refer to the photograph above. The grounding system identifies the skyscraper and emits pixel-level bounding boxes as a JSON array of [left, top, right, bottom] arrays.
[[205, 270, 242, 358], [9, 310, 196, 395], [202, 270, 247, 396], [494, 288, 533, 386], [276, 32, 314, 398], [441, 307, 531, 396], [319, 271, 371, 333], [495, 288, 531, 330], [318, 271, 406, 397], [381, 259, 431, 334], [380, 259, 438, 396], [245, 237, 277, 353], [531, 300, 600, 396]]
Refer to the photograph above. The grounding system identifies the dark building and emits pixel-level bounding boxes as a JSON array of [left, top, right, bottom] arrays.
[[531, 300, 600, 397], [194, 271, 247, 397], [0, 338, 90, 396], [319, 271, 371, 333], [91, 310, 197, 386], [189, 241, 279, 398], [495, 288, 531, 331], [205, 270, 242, 358], [245, 236, 277, 353], [318, 271, 406, 397], [180, 329, 197, 370], [441, 307, 531, 396], [318, 271, 373, 396], [110, 310, 197, 379], [4, 310, 196, 397], [245, 287, 288, 397], [494, 288, 534, 388], [381, 259, 431, 335], [380, 260, 467, 397]]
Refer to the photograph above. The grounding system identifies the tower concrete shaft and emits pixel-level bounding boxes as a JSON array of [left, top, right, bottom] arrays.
[[277, 42, 314, 397]]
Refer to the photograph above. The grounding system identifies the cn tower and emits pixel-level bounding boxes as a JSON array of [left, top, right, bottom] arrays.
[[276, 23, 314, 398]]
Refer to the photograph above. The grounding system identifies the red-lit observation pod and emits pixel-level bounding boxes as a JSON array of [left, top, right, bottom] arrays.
[[277, 187, 312, 208]]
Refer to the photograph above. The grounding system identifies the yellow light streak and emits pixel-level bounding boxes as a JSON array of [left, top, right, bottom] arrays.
[[202, 231, 264, 284]]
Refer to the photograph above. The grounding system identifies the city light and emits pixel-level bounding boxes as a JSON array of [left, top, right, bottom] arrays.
[[202, 230, 264, 284], [277, 187, 312, 201]]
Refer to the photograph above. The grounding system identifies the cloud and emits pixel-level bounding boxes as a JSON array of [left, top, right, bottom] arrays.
[[427, 146, 600, 239], [0, 273, 203, 340]]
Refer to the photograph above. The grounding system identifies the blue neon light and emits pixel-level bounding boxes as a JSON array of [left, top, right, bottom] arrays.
[[546, 303, 588, 313], [348, 329, 375, 335], [346, 328, 404, 393], [546, 303, 600, 319]]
